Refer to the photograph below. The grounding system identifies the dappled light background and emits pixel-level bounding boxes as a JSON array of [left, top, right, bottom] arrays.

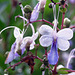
[[0, 0, 75, 75]]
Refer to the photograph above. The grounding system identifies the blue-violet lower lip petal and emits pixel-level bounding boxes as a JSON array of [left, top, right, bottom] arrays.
[[48, 39, 59, 65]]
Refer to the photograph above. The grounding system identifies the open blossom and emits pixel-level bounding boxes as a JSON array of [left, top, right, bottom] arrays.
[[5, 27, 38, 64], [5, 27, 24, 64], [39, 23, 73, 65]]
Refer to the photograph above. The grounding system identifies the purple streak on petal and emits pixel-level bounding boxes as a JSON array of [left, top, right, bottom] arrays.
[[30, 3, 39, 22], [5, 42, 16, 64], [48, 39, 59, 65]]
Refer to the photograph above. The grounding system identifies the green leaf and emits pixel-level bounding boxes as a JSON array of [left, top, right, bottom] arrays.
[[58, 68, 70, 74]]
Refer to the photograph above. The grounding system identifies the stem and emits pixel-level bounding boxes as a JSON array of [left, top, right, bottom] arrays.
[[66, 70, 75, 73], [69, 26, 75, 29], [44, 48, 47, 58], [5, 61, 22, 70], [61, 12, 65, 29], [35, 56, 43, 62]]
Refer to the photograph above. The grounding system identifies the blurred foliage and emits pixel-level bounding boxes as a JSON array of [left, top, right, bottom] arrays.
[[0, 0, 75, 75]]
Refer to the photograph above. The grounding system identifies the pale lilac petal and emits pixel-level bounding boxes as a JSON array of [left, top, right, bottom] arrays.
[[39, 35, 53, 47], [5, 51, 14, 64], [30, 41, 35, 50], [57, 28, 73, 40], [14, 53, 20, 59], [48, 40, 59, 65], [14, 27, 20, 38], [21, 48, 26, 54], [57, 38, 70, 51], [39, 25, 53, 35], [11, 42, 16, 52], [32, 32, 38, 41], [30, 3, 39, 22]]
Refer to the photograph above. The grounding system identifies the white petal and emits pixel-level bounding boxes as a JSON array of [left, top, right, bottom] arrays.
[[57, 38, 70, 51], [14, 27, 20, 38], [20, 37, 32, 49], [39, 35, 53, 47], [32, 32, 38, 40], [39, 25, 53, 35], [57, 28, 73, 40], [30, 41, 35, 50]]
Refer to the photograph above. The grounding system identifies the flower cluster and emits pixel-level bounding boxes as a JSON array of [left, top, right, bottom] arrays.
[[0, 0, 75, 75]]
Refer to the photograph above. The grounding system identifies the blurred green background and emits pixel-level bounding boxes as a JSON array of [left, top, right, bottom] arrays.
[[0, 0, 75, 75]]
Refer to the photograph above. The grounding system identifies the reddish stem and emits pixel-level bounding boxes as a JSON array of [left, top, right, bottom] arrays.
[[66, 70, 75, 73], [61, 12, 65, 29], [69, 26, 75, 29]]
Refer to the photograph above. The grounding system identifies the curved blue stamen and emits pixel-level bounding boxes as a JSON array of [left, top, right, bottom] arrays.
[[48, 39, 59, 65]]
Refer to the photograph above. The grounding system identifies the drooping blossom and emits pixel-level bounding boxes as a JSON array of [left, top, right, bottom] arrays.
[[30, 0, 46, 22], [4, 24, 38, 64], [39, 5, 73, 65], [5, 27, 24, 64]]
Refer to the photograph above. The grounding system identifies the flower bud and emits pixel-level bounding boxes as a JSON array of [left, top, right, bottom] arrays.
[[43, 56, 48, 66], [38, 0, 46, 13], [11, 66, 15, 70], [60, 0, 65, 5], [24, 5, 32, 13], [40, 64, 45, 71], [24, 13, 31, 19], [49, 3, 54, 8], [60, 6, 67, 13], [64, 18, 71, 27]]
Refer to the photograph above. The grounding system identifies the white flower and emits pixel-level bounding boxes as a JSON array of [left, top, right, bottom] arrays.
[[14, 27, 23, 53], [20, 32, 38, 50], [39, 25, 73, 51]]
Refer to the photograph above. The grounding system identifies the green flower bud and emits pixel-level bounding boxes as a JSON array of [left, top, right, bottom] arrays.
[[43, 56, 48, 66], [64, 18, 71, 27], [24, 5, 32, 13], [24, 13, 31, 19], [49, 3, 54, 8], [60, 6, 67, 13]]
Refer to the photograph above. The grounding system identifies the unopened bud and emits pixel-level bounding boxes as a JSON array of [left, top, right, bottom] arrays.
[[60, 6, 67, 13], [64, 18, 71, 27], [24, 5, 32, 13], [49, 3, 54, 8], [40, 64, 45, 71], [11, 66, 15, 70], [24, 13, 31, 19], [43, 56, 48, 66], [60, 0, 65, 5]]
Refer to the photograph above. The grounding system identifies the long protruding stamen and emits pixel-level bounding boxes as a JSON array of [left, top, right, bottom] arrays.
[[0, 26, 22, 35], [30, 23, 35, 35], [57, 6, 60, 21], [66, 49, 75, 68], [53, 5, 57, 32]]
